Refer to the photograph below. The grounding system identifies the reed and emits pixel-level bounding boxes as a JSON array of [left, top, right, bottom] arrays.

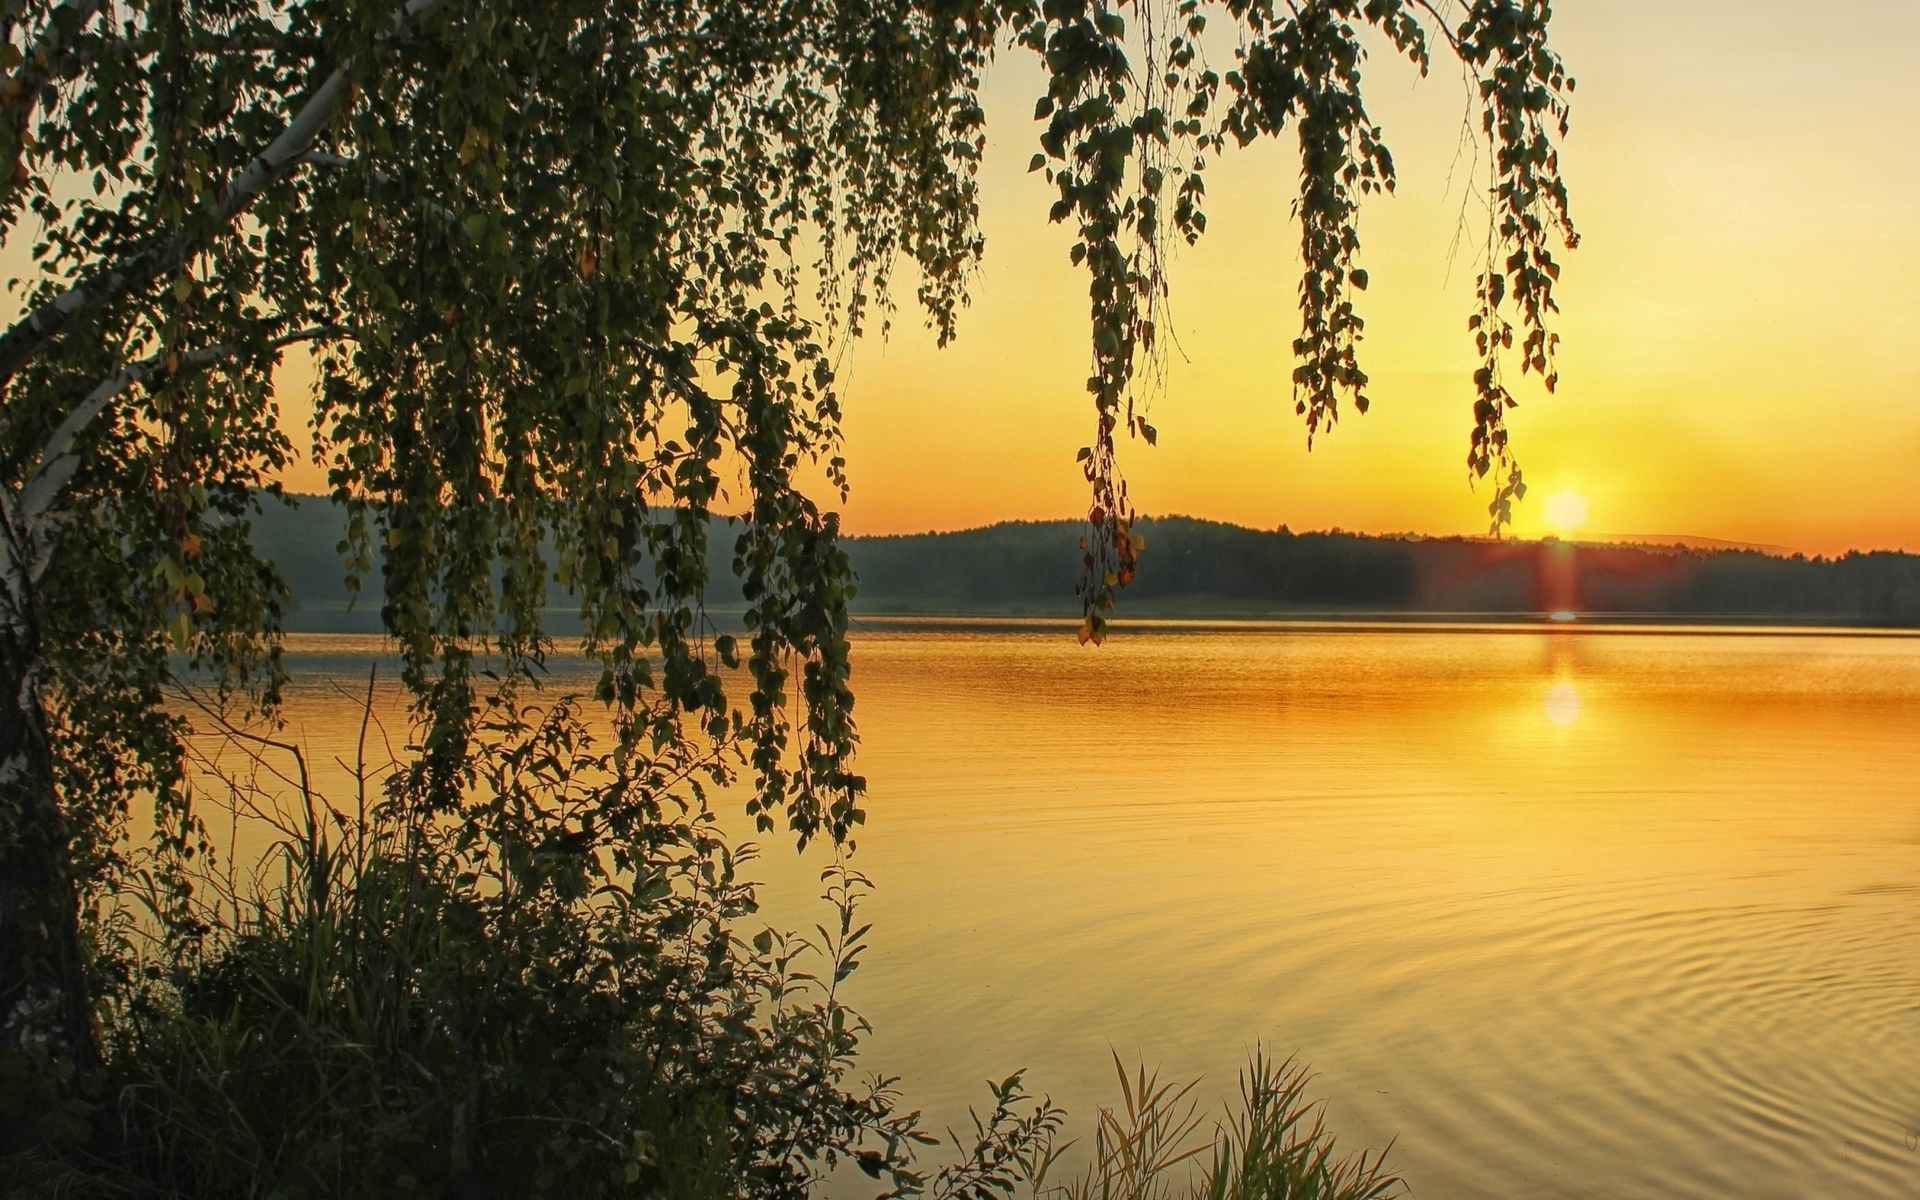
[[1039, 1052, 1401, 1200], [1200, 1051, 1399, 1200]]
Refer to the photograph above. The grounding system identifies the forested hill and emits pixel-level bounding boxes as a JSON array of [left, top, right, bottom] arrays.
[[848, 518, 1920, 623], [252, 500, 1920, 630]]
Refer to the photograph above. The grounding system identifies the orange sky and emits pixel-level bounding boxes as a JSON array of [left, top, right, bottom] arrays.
[[251, 3, 1917, 553], [804, 0, 1920, 555]]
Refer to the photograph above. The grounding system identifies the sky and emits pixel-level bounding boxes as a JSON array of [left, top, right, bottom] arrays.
[[800, 0, 1920, 554]]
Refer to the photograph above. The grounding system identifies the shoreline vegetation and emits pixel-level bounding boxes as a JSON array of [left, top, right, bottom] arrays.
[[13, 676, 1404, 1200], [255, 498, 1920, 633]]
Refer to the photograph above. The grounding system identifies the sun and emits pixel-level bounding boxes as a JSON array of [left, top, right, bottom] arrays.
[[1545, 490, 1589, 533]]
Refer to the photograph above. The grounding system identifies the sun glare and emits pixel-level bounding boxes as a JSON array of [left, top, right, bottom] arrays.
[[1546, 490, 1589, 533]]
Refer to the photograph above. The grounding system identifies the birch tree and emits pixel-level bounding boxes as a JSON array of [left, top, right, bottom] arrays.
[[0, 0, 1572, 1121]]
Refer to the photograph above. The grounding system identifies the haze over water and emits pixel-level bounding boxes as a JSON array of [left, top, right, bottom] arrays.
[[252, 627, 1920, 1199]]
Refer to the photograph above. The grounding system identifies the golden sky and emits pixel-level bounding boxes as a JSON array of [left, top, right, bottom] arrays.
[[816, 0, 1920, 554]]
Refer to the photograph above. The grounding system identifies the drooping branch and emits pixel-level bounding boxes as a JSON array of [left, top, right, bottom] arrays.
[[0, 0, 441, 388]]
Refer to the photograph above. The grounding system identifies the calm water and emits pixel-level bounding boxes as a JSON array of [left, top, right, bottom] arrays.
[[245, 626, 1920, 1198]]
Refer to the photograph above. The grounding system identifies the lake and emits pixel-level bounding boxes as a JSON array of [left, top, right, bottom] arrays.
[[248, 625, 1920, 1199]]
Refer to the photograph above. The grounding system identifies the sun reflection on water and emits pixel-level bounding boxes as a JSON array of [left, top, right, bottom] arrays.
[[1544, 680, 1582, 726]]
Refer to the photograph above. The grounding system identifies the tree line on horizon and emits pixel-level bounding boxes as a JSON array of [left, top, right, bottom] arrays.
[[254, 500, 1920, 629]]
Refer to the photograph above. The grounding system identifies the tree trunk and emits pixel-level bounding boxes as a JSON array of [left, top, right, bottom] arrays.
[[0, 493, 94, 1149]]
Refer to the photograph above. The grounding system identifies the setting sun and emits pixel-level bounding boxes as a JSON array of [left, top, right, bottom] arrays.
[[1546, 490, 1590, 533]]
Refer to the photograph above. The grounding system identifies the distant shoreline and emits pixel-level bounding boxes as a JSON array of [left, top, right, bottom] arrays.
[[251, 501, 1920, 633], [273, 618, 1920, 655]]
